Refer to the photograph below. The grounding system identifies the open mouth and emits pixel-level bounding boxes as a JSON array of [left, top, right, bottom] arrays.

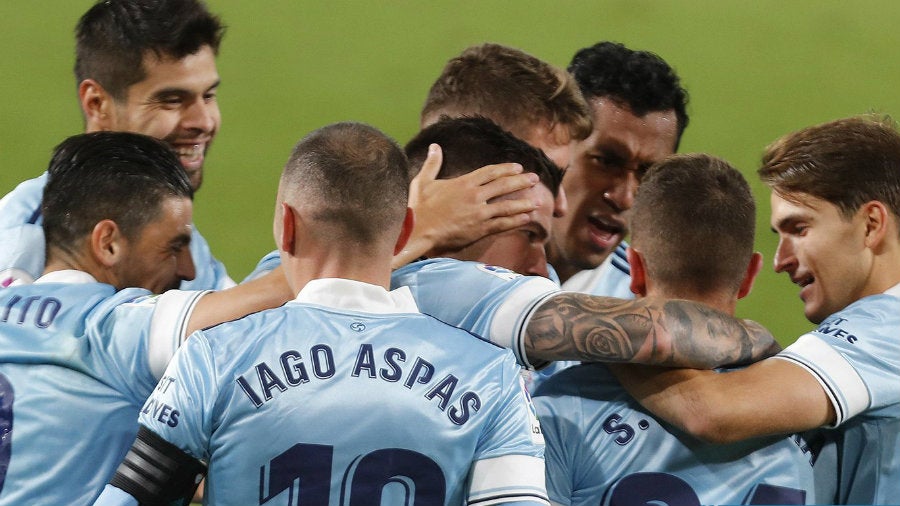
[[587, 216, 624, 249], [793, 274, 814, 301]]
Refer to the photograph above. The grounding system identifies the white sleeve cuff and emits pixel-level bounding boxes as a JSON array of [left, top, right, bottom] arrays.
[[489, 277, 559, 370], [774, 333, 870, 427], [468, 454, 549, 505], [147, 289, 211, 379]]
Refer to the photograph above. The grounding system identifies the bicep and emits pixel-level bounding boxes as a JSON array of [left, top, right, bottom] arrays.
[[615, 359, 834, 442]]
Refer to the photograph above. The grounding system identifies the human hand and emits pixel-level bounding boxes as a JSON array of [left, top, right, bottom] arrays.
[[408, 143, 540, 255]]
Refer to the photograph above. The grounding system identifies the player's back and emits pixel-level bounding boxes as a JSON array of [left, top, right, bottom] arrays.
[[532, 363, 817, 505], [0, 280, 155, 505], [152, 289, 546, 505]]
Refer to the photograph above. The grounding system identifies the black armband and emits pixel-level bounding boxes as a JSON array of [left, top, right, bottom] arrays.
[[109, 426, 207, 506]]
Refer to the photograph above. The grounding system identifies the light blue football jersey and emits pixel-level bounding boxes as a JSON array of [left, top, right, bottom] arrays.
[[532, 363, 818, 506], [242, 249, 282, 283], [133, 279, 549, 505], [559, 242, 634, 299], [391, 258, 560, 370], [774, 283, 900, 504], [0, 270, 208, 505], [0, 173, 234, 290]]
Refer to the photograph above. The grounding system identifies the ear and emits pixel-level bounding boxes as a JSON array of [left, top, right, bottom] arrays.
[[626, 246, 647, 297], [278, 202, 296, 255], [90, 219, 125, 267], [737, 251, 764, 300], [394, 208, 415, 256], [861, 201, 889, 250], [78, 79, 115, 132]]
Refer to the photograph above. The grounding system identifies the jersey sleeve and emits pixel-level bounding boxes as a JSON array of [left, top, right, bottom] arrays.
[[241, 249, 282, 283], [392, 259, 560, 369], [92, 289, 210, 401], [0, 174, 49, 283], [138, 332, 218, 462], [560, 242, 634, 299], [467, 356, 550, 505], [774, 294, 900, 426], [92, 484, 140, 506]]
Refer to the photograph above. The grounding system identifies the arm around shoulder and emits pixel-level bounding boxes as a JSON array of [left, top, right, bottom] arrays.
[[524, 293, 780, 368], [186, 265, 292, 336], [609, 357, 835, 443]]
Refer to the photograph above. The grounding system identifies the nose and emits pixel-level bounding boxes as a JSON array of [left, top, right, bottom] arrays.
[[602, 171, 639, 213], [553, 186, 568, 218], [177, 247, 197, 282], [182, 98, 218, 133], [772, 237, 795, 274]]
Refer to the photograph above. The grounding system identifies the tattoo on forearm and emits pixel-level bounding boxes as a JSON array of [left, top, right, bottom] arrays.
[[524, 293, 776, 367]]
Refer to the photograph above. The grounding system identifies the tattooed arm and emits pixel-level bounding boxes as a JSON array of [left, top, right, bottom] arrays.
[[524, 292, 780, 368]]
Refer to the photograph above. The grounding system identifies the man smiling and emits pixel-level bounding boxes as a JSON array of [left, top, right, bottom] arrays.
[[0, 0, 231, 291], [614, 115, 900, 503]]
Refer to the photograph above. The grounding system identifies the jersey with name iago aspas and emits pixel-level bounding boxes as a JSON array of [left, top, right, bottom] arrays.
[[138, 279, 549, 505]]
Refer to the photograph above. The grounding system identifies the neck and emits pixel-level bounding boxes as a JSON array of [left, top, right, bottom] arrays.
[[44, 249, 114, 286], [544, 242, 579, 284], [646, 286, 737, 316], [552, 262, 579, 285], [865, 240, 900, 296], [284, 249, 394, 297]]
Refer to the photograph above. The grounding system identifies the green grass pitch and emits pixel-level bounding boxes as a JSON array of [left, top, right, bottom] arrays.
[[3, 1, 900, 346]]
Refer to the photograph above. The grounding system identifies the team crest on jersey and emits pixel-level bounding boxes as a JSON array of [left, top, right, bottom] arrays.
[[519, 376, 544, 445], [477, 264, 521, 281]]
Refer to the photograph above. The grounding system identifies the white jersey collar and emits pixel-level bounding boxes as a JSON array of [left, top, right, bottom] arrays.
[[294, 278, 420, 315], [35, 270, 98, 284]]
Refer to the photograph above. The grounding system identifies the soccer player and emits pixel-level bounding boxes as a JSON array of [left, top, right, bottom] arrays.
[[393, 117, 777, 375], [615, 115, 900, 504], [0, 132, 290, 505], [0, 0, 232, 290], [404, 116, 563, 279], [533, 154, 816, 505], [525, 41, 691, 390], [94, 122, 549, 506], [245, 42, 585, 277], [420, 42, 592, 178], [553, 41, 690, 297]]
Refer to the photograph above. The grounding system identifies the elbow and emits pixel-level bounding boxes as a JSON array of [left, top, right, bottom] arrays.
[[678, 412, 743, 444]]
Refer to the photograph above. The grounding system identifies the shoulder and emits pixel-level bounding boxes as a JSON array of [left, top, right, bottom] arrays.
[[0, 173, 48, 226], [394, 257, 559, 292], [808, 293, 900, 346]]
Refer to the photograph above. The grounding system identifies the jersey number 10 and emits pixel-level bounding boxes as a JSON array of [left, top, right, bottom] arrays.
[[260, 443, 446, 504]]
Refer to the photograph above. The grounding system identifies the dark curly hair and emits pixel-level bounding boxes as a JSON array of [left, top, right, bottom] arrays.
[[569, 41, 689, 150]]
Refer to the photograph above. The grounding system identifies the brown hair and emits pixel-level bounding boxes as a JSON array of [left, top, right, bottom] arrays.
[[759, 115, 900, 220], [421, 43, 592, 142], [631, 153, 755, 295]]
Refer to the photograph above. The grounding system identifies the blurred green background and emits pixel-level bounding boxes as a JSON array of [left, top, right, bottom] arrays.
[[3, 1, 899, 346]]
